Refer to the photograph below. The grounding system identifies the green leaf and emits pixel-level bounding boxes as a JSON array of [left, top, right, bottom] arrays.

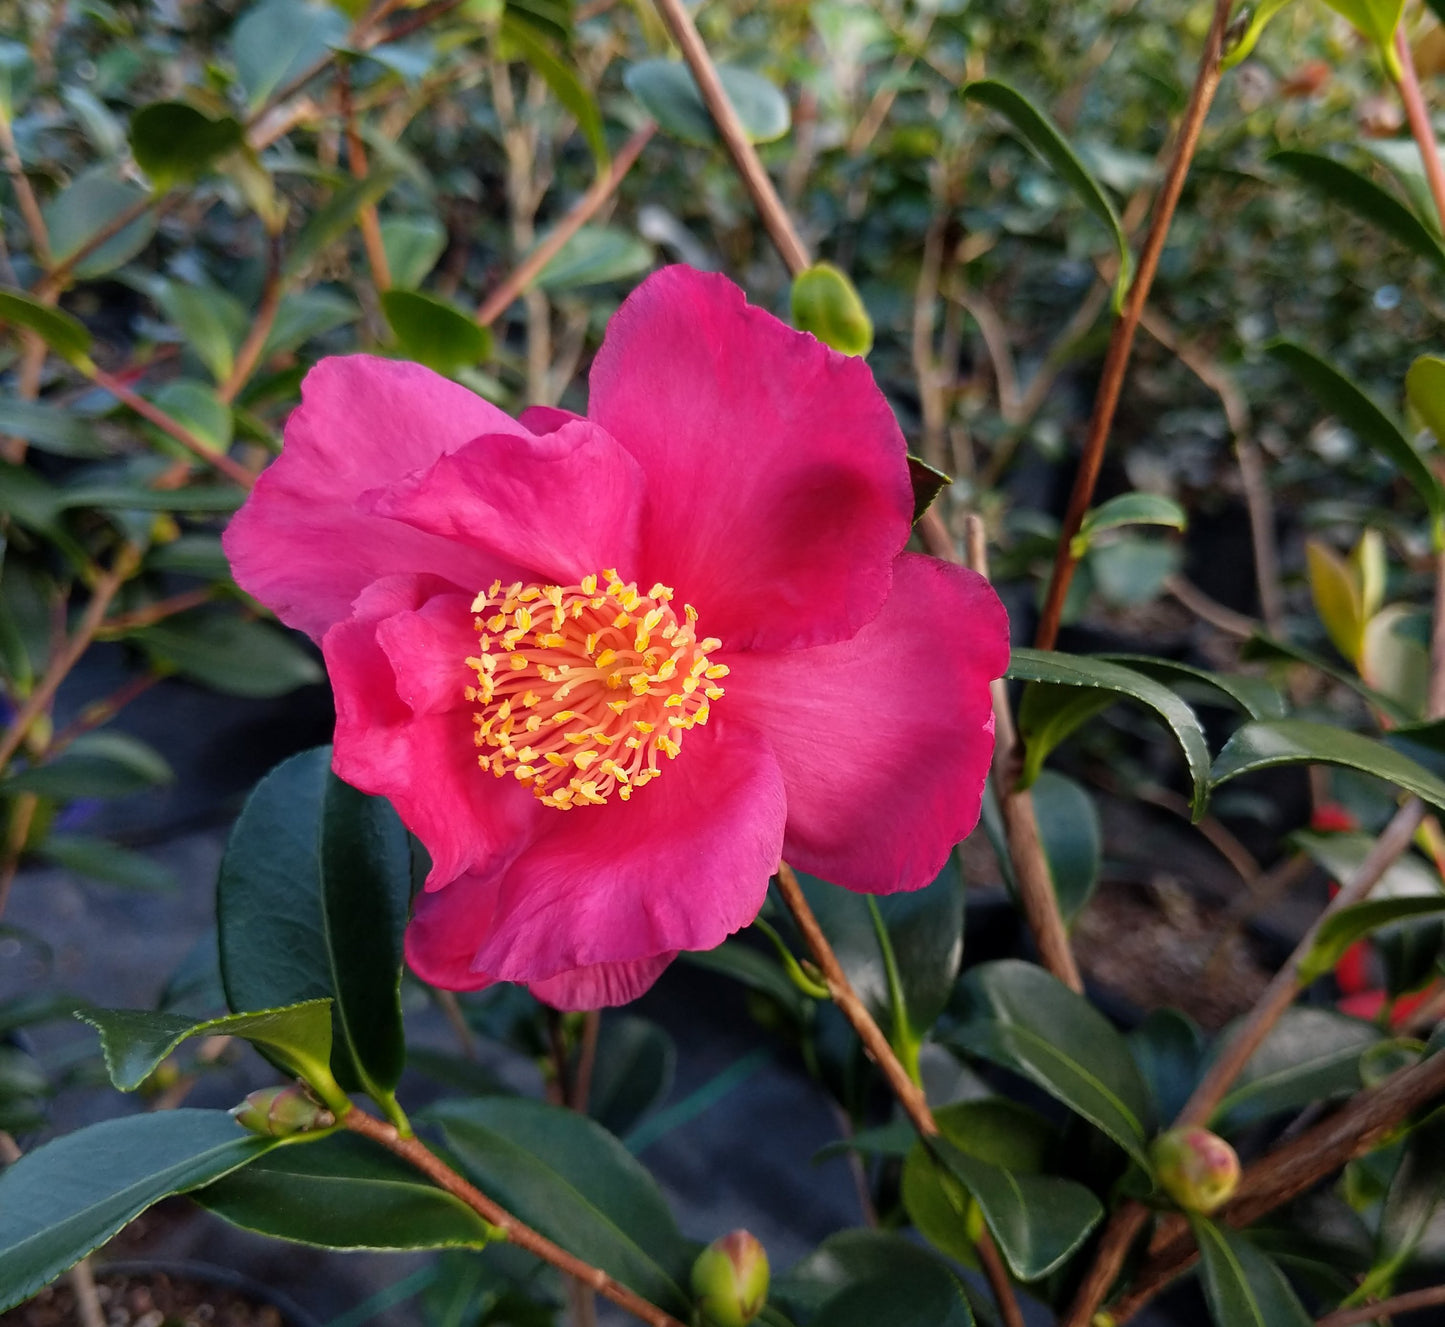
[[57, 483, 245, 513], [1374, 1108, 1445, 1290], [0, 1110, 275, 1311], [5, 732, 173, 800], [261, 288, 360, 356], [1008, 648, 1211, 817], [43, 169, 155, 278], [427, 1096, 693, 1314], [218, 747, 411, 1110], [1096, 655, 1286, 720], [1271, 151, 1445, 271], [132, 610, 323, 698], [961, 78, 1132, 310], [1266, 340, 1445, 547], [623, 58, 790, 147], [1071, 492, 1187, 557], [949, 960, 1155, 1165], [1129, 1008, 1205, 1124], [790, 263, 873, 357], [906, 455, 950, 523], [812, 1259, 974, 1327], [0, 290, 93, 367], [285, 171, 398, 278], [129, 102, 245, 188], [0, 40, 34, 121], [499, 14, 608, 174], [380, 289, 492, 376], [38, 835, 178, 892], [1300, 897, 1445, 983], [380, 215, 448, 289], [1192, 1217, 1314, 1327], [928, 1135, 1103, 1281], [1212, 719, 1445, 814], [774, 1231, 975, 1325], [150, 380, 233, 454], [196, 1131, 498, 1250], [1407, 354, 1445, 444], [1321, 0, 1406, 78], [1242, 632, 1415, 724], [1306, 538, 1366, 667], [0, 399, 106, 456], [146, 534, 231, 579], [232, 0, 349, 110], [1222, 0, 1296, 68], [588, 1016, 676, 1138], [78, 1000, 338, 1097], [1031, 769, 1101, 923], [536, 225, 653, 291]]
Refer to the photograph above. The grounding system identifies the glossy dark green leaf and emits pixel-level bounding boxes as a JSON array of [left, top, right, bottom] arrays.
[[197, 1131, 497, 1250], [1212, 719, 1445, 814], [791, 263, 873, 356], [38, 835, 178, 892], [949, 959, 1155, 1165], [588, 1016, 676, 1138], [0, 399, 107, 456], [774, 1231, 972, 1324], [1100, 655, 1286, 720], [381, 289, 492, 375], [1129, 1008, 1204, 1124], [1009, 648, 1210, 817], [5, 732, 173, 799], [1375, 1108, 1445, 1289], [0, 1110, 274, 1311], [623, 58, 790, 147], [961, 78, 1132, 308], [285, 171, 398, 278], [132, 610, 323, 698], [1301, 897, 1445, 983], [232, 0, 348, 110], [129, 102, 244, 187], [0, 290, 93, 367], [499, 14, 607, 173], [536, 226, 653, 291], [1031, 769, 1101, 923], [812, 1261, 974, 1327], [1192, 1217, 1313, 1327], [906, 455, 950, 523], [78, 1000, 338, 1098], [1266, 340, 1445, 546], [43, 169, 155, 278], [1071, 492, 1187, 556], [218, 747, 411, 1108], [427, 1096, 692, 1314]]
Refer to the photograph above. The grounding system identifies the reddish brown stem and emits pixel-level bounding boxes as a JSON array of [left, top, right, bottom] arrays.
[[1394, 27, 1445, 233], [1034, 0, 1233, 651], [338, 66, 392, 293], [1315, 1285, 1445, 1327], [47, 671, 162, 758], [218, 237, 284, 405]]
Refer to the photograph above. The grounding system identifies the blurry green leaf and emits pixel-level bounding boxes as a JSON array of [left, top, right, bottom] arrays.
[[1374, 1109, 1445, 1292], [1267, 340, 1445, 548], [57, 484, 244, 513], [197, 1132, 498, 1249], [1088, 536, 1180, 607], [1129, 1009, 1204, 1124], [1364, 607, 1434, 718], [146, 534, 231, 579], [0, 460, 68, 536], [261, 288, 360, 357], [1212, 719, 1445, 814], [500, 14, 608, 173], [1306, 538, 1366, 666], [1016, 681, 1117, 788], [152, 380, 233, 453], [0, 290, 93, 367], [1322, 0, 1406, 77], [62, 87, 126, 158], [132, 610, 322, 698], [1353, 530, 1388, 621], [1009, 648, 1210, 817], [78, 1000, 337, 1096], [812, 1259, 974, 1327], [1031, 769, 1101, 923], [1071, 492, 1187, 556], [154, 280, 246, 385], [0, 41, 34, 120], [1242, 632, 1414, 724], [381, 289, 492, 376], [0, 1111, 275, 1313], [1222, 0, 1296, 68], [285, 172, 398, 277], [1192, 1217, 1314, 1327], [961, 79, 1132, 309], [776, 1232, 973, 1326], [130, 102, 245, 188], [791, 263, 873, 356], [232, 0, 349, 110], [43, 169, 156, 279], [1097, 655, 1286, 720], [5, 732, 173, 800], [0, 400, 107, 456], [1406, 354, 1445, 444], [39, 836, 178, 892], [380, 215, 448, 288], [1300, 897, 1445, 983], [623, 58, 790, 147], [906, 456, 950, 523], [537, 226, 653, 290], [588, 1016, 675, 1138]]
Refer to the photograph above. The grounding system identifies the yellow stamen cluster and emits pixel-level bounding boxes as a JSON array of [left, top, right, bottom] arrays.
[[465, 570, 726, 809]]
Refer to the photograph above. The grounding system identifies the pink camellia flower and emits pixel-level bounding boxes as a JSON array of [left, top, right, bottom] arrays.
[[224, 266, 1008, 1009]]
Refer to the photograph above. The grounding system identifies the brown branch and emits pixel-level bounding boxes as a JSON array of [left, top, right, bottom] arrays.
[[342, 1107, 688, 1327], [338, 65, 392, 293], [1316, 1285, 1445, 1327], [1163, 574, 1260, 639], [1394, 27, 1445, 233], [0, 113, 50, 268], [99, 587, 215, 635], [1035, 0, 1234, 651], [218, 236, 284, 405], [774, 863, 1026, 1327], [477, 122, 655, 325], [650, 0, 811, 276]]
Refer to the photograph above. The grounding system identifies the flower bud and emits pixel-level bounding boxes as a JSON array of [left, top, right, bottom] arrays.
[[690, 1230, 770, 1327], [790, 263, 873, 358], [231, 1085, 335, 1137], [1151, 1127, 1240, 1214]]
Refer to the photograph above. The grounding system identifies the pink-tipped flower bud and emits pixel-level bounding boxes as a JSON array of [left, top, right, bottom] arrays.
[[1151, 1127, 1240, 1214], [231, 1085, 335, 1137], [690, 1230, 770, 1327]]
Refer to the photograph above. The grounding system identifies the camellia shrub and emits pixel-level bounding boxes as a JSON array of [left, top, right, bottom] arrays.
[[4, 0, 1445, 1325]]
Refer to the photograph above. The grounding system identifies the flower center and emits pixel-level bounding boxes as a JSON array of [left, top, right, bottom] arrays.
[[465, 571, 726, 809]]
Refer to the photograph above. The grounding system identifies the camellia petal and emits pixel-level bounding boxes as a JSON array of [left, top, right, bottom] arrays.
[[587, 266, 915, 652], [721, 555, 1008, 894]]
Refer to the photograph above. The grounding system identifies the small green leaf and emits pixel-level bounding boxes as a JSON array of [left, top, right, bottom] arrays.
[[1222, 0, 1296, 68], [1192, 1216, 1314, 1327], [1267, 340, 1445, 547], [285, 171, 398, 278], [1321, 0, 1406, 78], [906, 456, 950, 523], [78, 1000, 339, 1101], [791, 263, 873, 356], [1300, 897, 1445, 983], [776, 1232, 974, 1326], [38, 836, 178, 892], [151, 380, 233, 453], [1071, 492, 1187, 558], [1212, 719, 1445, 814], [1306, 539, 1366, 667], [0, 399, 107, 456], [57, 483, 245, 513], [1406, 354, 1445, 444], [961, 78, 1132, 309], [232, 0, 349, 111], [536, 226, 653, 291], [132, 610, 323, 698], [129, 102, 245, 188], [623, 58, 790, 147], [380, 215, 448, 289], [152, 278, 245, 386], [1031, 770, 1101, 923], [0, 1110, 275, 1312], [499, 14, 608, 174], [381, 289, 492, 376], [1374, 1109, 1445, 1292], [0, 290, 93, 367], [5, 732, 173, 800], [261, 289, 360, 357], [43, 169, 155, 279], [1129, 1009, 1205, 1124]]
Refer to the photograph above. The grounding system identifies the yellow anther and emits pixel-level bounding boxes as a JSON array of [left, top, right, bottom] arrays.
[[595, 648, 618, 669], [705, 664, 729, 679]]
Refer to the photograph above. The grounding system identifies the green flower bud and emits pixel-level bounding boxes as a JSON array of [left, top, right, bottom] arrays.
[[690, 1230, 770, 1327], [231, 1085, 335, 1137], [1151, 1127, 1240, 1214]]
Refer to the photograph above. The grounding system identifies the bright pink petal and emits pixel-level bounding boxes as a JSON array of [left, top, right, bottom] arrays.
[[520, 405, 582, 435], [225, 357, 531, 639], [528, 955, 676, 1009], [323, 574, 540, 888], [471, 717, 785, 982], [586, 266, 914, 651], [722, 554, 1009, 894], [367, 420, 645, 586]]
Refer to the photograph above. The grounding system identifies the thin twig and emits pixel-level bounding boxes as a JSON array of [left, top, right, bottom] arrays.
[[1035, 0, 1234, 651], [99, 588, 215, 635], [338, 65, 392, 293], [1163, 574, 1260, 639], [1315, 1284, 1445, 1327], [1394, 27, 1445, 232], [342, 1107, 688, 1327], [47, 672, 162, 759], [650, 0, 811, 276], [0, 113, 50, 268], [218, 235, 284, 405], [571, 1011, 601, 1116], [67, 1260, 105, 1327]]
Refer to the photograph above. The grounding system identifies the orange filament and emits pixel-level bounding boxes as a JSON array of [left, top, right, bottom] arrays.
[[465, 570, 726, 809]]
